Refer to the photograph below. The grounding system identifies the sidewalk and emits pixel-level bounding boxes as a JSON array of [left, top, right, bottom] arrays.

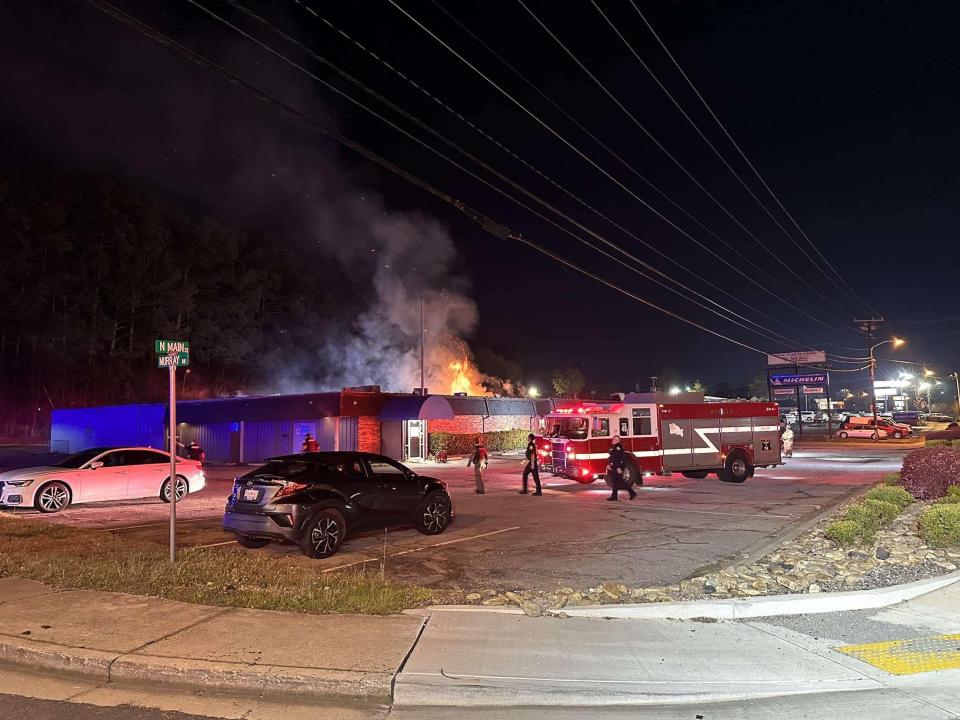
[[0, 575, 957, 716], [394, 579, 960, 712], [0, 577, 423, 703]]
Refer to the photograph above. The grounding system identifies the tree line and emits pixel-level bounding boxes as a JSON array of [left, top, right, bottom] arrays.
[[0, 171, 341, 438]]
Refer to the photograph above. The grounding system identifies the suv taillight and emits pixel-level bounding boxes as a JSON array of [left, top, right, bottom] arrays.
[[273, 480, 308, 500]]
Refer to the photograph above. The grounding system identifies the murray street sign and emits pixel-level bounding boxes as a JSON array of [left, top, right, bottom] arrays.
[[155, 339, 189, 354], [157, 352, 189, 368]]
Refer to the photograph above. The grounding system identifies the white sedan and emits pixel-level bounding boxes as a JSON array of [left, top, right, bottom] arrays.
[[0, 446, 205, 513]]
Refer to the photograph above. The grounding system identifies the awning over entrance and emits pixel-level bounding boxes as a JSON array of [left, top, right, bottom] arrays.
[[380, 395, 455, 420]]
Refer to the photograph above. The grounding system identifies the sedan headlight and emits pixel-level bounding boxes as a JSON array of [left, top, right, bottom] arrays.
[[3, 480, 33, 487]]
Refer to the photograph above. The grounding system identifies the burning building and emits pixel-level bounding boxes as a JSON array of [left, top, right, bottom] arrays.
[[50, 387, 551, 463]]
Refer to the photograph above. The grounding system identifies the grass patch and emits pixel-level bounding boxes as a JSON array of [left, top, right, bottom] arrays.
[[919, 504, 960, 547], [882, 472, 902, 486], [0, 515, 432, 614], [865, 484, 913, 511]]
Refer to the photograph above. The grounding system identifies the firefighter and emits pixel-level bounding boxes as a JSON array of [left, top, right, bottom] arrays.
[[781, 425, 794, 458], [302, 433, 319, 453], [466, 437, 488, 494], [186, 440, 204, 462], [521, 433, 542, 495], [606, 435, 637, 502]]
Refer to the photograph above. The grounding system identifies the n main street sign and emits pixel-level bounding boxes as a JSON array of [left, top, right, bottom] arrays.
[[769, 373, 828, 387], [155, 339, 189, 354], [157, 352, 189, 368]]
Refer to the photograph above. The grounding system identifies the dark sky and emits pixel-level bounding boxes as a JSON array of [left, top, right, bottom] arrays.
[[2, 0, 958, 396]]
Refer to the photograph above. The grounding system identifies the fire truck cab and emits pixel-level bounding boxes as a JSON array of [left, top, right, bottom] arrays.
[[536, 392, 781, 484]]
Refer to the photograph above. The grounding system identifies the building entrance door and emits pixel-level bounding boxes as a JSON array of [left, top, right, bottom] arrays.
[[406, 420, 425, 461]]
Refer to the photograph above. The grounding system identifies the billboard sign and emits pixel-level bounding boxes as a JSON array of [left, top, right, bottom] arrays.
[[769, 373, 828, 387], [767, 350, 826, 367]]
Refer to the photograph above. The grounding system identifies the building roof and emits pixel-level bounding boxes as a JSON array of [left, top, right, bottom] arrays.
[[380, 395, 454, 420], [174, 393, 342, 424]]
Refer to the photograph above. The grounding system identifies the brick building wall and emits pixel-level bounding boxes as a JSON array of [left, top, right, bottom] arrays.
[[357, 416, 381, 453], [428, 414, 533, 435]]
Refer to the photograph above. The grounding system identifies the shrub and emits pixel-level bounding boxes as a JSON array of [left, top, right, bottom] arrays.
[[864, 499, 899, 526], [925, 429, 960, 441], [428, 428, 529, 456], [900, 448, 960, 500], [826, 519, 875, 546], [925, 439, 953, 449], [865, 484, 913, 511], [843, 502, 883, 531], [882, 472, 902, 486], [939, 485, 960, 504], [919, 504, 960, 547]]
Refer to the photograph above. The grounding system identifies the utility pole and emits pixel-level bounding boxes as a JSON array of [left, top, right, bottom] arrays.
[[855, 318, 886, 443], [419, 296, 425, 396], [650, 376, 658, 392], [951, 372, 960, 420]]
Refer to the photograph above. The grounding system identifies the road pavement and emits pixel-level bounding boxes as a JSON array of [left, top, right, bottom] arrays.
[[1, 445, 909, 592]]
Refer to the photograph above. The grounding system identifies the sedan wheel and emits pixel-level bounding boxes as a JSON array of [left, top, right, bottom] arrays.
[[161, 476, 188, 503], [416, 492, 451, 535], [839, 431, 848, 438], [35, 482, 71, 513], [300, 508, 346, 559]]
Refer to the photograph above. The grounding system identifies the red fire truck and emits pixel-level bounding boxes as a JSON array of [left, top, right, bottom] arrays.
[[536, 393, 781, 484]]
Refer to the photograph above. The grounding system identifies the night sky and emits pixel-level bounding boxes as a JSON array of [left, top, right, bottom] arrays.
[[2, 1, 958, 397]]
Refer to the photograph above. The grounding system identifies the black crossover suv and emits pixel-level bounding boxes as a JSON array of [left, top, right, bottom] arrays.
[[222, 452, 452, 559]]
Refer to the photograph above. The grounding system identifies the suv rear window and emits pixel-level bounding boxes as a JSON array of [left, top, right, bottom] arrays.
[[241, 460, 315, 480]]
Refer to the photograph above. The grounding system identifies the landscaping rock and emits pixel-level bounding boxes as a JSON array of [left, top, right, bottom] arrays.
[[465, 593, 481, 603], [521, 600, 543, 617], [875, 547, 891, 560]]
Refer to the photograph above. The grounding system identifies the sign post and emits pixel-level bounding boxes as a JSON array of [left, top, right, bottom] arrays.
[[155, 340, 189, 563]]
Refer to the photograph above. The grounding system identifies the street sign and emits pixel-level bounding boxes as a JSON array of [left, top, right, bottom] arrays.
[[772, 387, 795, 396], [155, 339, 189, 354], [767, 350, 826, 367], [157, 352, 189, 368], [769, 373, 828, 387], [803, 386, 825, 394]]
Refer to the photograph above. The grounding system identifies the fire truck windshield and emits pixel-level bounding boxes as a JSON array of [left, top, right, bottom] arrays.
[[544, 417, 589, 439]]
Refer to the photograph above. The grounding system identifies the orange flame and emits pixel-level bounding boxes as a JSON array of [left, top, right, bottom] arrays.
[[447, 356, 483, 395]]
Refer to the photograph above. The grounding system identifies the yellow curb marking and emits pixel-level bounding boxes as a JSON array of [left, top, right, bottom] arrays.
[[837, 634, 960, 675]]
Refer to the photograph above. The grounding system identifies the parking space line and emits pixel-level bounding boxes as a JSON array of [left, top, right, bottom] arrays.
[[97, 518, 215, 532], [195, 539, 237, 548], [322, 526, 522, 573]]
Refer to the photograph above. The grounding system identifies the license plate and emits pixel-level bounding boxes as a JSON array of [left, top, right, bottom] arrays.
[[242, 488, 260, 502]]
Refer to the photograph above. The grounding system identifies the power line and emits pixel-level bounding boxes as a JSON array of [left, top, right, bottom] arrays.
[[87, 0, 847, 362], [590, 0, 873, 315], [393, 0, 863, 340], [426, 0, 859, 337], [628, 0, 878, 317], [192, 0, 827, 352], [515, 0, 854, 321], [284, 2, 859, 350]]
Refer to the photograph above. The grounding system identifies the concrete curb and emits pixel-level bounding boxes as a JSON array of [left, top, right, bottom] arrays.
[[0, 634, 395, 702], [423, 570, 960, 620]]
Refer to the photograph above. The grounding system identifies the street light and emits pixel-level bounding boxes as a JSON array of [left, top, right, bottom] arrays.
[[868, 338, 905, 442], [951, 372, 960, 420], [528, 386, 540, 398]]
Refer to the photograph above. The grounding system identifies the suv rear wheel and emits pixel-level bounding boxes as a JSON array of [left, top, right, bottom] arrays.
[[300, 508, 346, 559]]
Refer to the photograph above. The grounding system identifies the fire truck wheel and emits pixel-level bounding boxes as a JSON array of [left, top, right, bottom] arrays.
[[681, 470, 709, 479], [720, 453, 751, 483]]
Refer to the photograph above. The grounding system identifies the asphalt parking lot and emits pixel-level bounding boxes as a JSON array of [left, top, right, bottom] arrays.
[[0, 442, 912, 592]]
